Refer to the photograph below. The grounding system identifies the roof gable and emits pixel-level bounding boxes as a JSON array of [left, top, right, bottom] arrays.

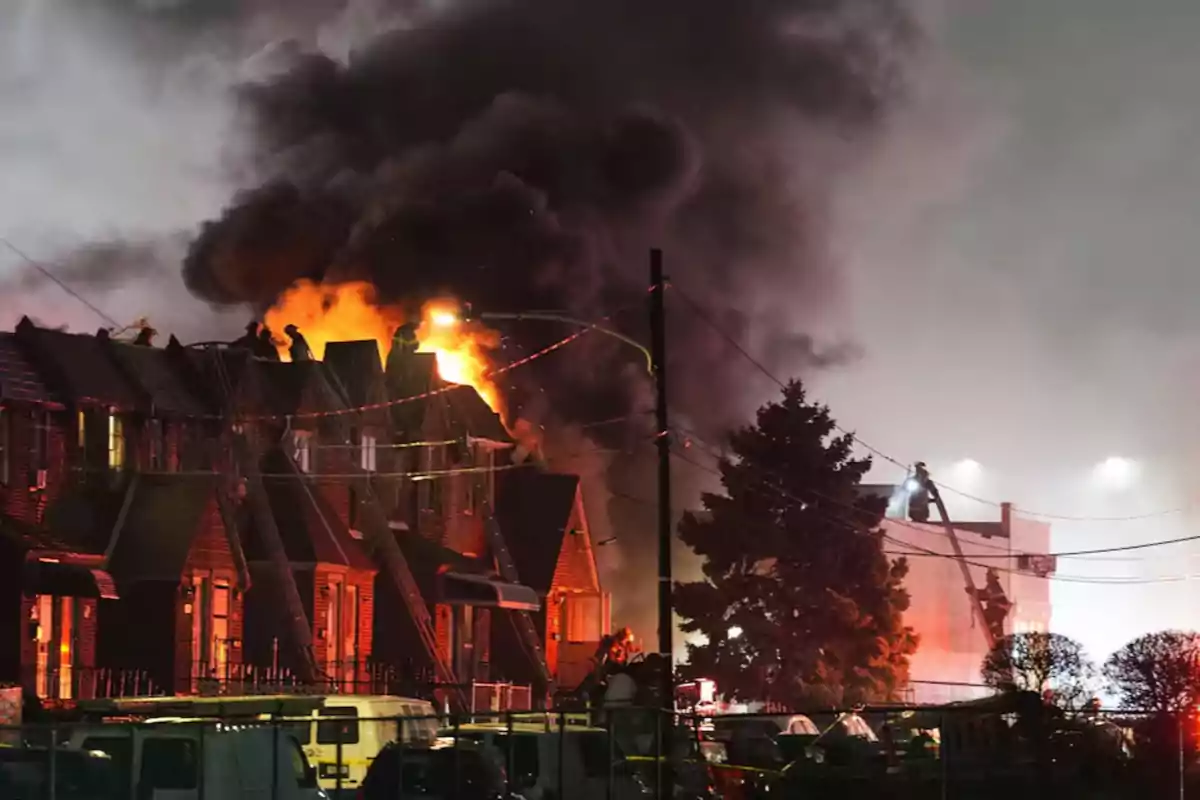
[[15, 318, 140, 408], [105, 474, 224, 587], [495, 470, 583, 593], [106, 341, 209, 417], [244, 448, 374, 570], [0, 332, 60, 405]]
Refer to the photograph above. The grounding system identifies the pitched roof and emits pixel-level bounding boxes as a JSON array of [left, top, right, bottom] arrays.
[[243, 448, 374, 570], [40, 480, 131, 557], [384, 350, 511, 444], [14, 318, 141, 409], [105, 474, 226, 586], [324, 340, 386, 409], [255, 360, 348, 417], [0, 333, 60, 405], [495, 470, 581, 593], [104, 341, 209, 417]]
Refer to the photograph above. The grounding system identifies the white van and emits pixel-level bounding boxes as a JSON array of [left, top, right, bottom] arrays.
[[66, 719, 324, 800], [283, 695, 439, 796]]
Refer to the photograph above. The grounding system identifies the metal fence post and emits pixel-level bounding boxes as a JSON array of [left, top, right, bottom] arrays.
[[607, 710, 615, 800], [940, 712, 948, 800], [453, 711, 462, 800], [558, 710, 566, 800], [505, 711, 514, 796], [655, 708, 664, 800], [336, 719, 345, 799], [270, 719, 280, 800], [48, 724, 57, 800], [198, 722, 206, 800]]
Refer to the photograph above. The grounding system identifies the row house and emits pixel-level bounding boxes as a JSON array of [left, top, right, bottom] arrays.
[[0, 316, 607, 709], [493, 471, 610, 691], [0, 320, 249, 699]]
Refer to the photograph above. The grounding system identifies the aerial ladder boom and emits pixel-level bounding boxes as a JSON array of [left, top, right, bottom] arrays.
[[914, 463, 996, 651]]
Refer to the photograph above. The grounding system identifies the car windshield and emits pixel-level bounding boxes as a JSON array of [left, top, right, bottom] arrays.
[[364, 746, 496, 797]]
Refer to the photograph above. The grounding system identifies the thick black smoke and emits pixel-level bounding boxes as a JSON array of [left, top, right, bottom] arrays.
[[183, 0, 916, 635]]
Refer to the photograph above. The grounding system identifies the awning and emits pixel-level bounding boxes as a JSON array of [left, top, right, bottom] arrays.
[[23, 560, 119, 600], [440, 572, 540, 611]]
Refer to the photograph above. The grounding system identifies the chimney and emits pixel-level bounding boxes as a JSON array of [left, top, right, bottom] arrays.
[[1000, 501, 1012, 537], [96, 328, 110, 341]]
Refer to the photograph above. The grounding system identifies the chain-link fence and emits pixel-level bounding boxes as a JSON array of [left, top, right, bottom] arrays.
[[0, 702, 1191, 799]]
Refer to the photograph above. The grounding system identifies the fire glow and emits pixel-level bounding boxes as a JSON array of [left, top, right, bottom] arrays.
[[263, 280, 504, 415]]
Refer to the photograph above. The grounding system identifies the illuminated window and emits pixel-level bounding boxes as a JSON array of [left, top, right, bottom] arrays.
[[360, 433, 377, 472], [77, 410, 86, 450], [291, 431, 313, 473], [108, 414, 125, 470]]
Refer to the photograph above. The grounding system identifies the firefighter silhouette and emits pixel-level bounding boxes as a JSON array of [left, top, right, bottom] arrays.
[[393, 322, 419, 355], [284, 324, 313, 361], [255, 326, 281, 360], [233, 321, 260, 351], [968, 568, 1013, 642]]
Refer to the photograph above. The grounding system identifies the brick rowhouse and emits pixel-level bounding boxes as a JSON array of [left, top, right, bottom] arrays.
[[0, 318, 609, 708]]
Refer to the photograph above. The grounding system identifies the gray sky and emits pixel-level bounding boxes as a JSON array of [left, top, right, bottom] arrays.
[[808, 0, 1200, 661], [6, 0, 1200, 663]]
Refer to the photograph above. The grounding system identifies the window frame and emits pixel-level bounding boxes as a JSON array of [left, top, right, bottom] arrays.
[[107, 412, 125, 470], [360, 432, 377, 472], [291, 430, 313, 474]]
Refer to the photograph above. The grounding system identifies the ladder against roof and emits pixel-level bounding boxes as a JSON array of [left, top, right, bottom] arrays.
[[313, 359, 467, 710], [484, 515, 554, 698], [208, 347, 318, 683], [356, 473, 466, 711]]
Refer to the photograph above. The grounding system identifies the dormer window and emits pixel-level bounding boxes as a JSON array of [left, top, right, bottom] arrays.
[[107, 413, 125, 471], [291, 431, 313, 473]]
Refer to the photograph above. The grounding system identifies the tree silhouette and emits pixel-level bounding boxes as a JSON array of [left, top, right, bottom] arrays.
[[981, 632, 1097, 709], [674, 380, 917, 707], [1104, 630, 1200, 712]]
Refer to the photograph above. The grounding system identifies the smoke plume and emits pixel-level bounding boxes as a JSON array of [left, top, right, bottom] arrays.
[[179, 0, 917, 636]]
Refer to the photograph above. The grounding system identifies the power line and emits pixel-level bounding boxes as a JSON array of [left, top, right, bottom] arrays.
[[668, 281, 1189, 525], [666, 434, 1200, 585], [1, 238, 120, 328]]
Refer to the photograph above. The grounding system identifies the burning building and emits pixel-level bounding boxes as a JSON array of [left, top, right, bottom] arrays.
[[0, 306, 610, 709]]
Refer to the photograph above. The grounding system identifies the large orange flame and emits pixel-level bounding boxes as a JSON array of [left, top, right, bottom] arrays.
[[263, 280, 505, 415]]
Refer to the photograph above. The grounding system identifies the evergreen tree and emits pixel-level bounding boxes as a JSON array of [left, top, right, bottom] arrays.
[[674, 380, 917, 708]]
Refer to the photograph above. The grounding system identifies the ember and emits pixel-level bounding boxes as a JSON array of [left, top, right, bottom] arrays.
[[264, 280, 504, 415]]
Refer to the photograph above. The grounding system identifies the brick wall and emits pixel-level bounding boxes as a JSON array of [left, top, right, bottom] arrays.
[[0, 406, 69, 525]]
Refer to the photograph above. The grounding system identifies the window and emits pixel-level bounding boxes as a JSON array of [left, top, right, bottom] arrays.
[[139, 739, 198, 790], [107, 413, 125, 470], [146, 419, 164, 471], [291, 431, 313, 473], [317, 706, 360, 745], [564, 595, 603, 643], [344, 583, 360, 692], [325, 580, 343, 677], [0, 408, 8, 485], [76, 410, 86, 450], [30, 410, 49, 470], [360, 433, 377, 472]]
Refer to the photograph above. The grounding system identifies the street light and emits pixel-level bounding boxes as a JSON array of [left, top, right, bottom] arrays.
[[439, 307, 654, 374], [727, 625, 744, 640], [1093, 456, 1138, 490]]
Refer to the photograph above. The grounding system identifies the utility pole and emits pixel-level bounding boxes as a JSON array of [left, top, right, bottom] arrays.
[[650, 248, 674, 798]]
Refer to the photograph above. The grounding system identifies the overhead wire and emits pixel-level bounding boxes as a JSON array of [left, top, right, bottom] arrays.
[[668, 280, 1192, 525], [1, 238, 121, 328], [666, 428, 1200, 585]]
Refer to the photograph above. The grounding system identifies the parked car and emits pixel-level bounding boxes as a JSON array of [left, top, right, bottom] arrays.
[[359, 741, 511, 800], [0, 746, 120, 800]]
